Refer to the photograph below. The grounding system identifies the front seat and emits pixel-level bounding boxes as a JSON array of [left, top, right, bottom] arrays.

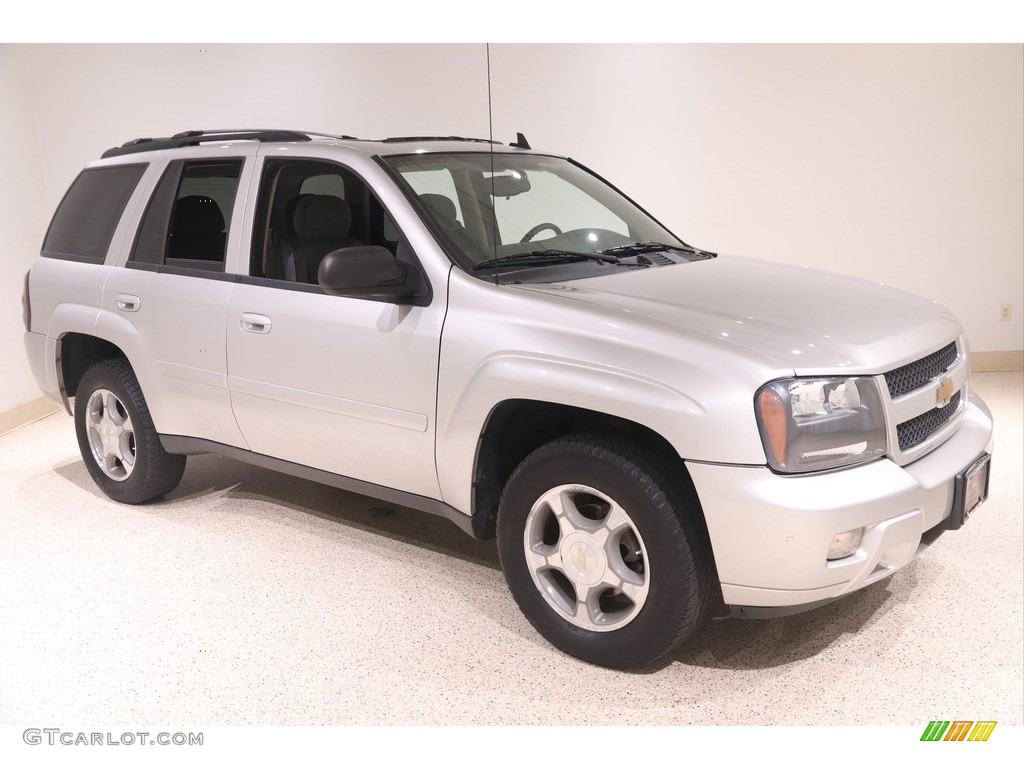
[[419, 193, 462, 229], [418, 193, 480, 260], [286, 195, 360, 284]]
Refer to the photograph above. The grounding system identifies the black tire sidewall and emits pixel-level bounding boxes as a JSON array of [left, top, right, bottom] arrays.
[[74, 359, 182, 504], [497, 437, 708, 668]]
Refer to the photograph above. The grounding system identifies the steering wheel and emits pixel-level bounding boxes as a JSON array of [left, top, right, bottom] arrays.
[[520, 222, 563, 243]]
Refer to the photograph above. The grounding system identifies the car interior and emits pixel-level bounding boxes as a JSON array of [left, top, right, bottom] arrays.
[[251, 159, 406, 286]]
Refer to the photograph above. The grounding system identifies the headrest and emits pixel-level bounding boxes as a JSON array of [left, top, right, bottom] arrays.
[[292, 195, 352, 240], [172, 196, 225, 235], [419, 193, 458, 223]]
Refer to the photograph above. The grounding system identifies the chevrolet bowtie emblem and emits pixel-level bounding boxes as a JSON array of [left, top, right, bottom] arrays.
[[936, 377, 955, 408]]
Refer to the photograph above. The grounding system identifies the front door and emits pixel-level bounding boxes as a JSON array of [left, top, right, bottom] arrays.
[[225, 155, 444, 498]]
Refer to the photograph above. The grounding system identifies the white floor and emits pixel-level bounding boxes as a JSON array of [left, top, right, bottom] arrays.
[[0, 373, 1020, 726]]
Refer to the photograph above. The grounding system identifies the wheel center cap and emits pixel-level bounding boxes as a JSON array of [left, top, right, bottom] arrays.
[[560, 532, 606, 587]]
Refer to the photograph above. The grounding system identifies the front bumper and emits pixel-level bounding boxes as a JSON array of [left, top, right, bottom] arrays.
[[687, 392, 993, 612]]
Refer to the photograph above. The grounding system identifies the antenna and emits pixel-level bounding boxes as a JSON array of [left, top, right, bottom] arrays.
[[486, 43, 498, 282]]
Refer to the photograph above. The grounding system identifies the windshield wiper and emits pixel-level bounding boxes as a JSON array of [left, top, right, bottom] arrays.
[[473, 249, 623, 271], [601, 241, 714, 257]]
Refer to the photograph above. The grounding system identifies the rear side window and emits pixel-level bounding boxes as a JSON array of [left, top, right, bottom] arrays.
[[130, 159, 242, 272], [42, 165, 146, 262]]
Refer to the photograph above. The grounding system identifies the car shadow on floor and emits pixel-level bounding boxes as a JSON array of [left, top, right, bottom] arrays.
[[660, 573, 904, 672], [53, 451, 908, 674], [53, 451, 502, 571]]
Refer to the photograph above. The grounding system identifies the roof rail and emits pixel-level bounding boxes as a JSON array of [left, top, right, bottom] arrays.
[[380, 136, 500, 144], [179, 129, 358, 141], [100, 129, 338, 159]]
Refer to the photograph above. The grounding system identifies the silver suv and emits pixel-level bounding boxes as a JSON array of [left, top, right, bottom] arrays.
[[23, 129, 993, 668]]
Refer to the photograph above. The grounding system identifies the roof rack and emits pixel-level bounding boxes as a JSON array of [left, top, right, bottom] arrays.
[[100, 129, 353, 159], [380, 136, 500, 144]]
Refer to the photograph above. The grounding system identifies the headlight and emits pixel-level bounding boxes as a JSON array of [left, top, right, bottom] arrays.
[[754, 376, 886, 473]]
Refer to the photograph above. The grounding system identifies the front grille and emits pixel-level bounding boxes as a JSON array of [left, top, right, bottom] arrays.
[[884, 342, 958, 398], [897, 391, 961, 451]]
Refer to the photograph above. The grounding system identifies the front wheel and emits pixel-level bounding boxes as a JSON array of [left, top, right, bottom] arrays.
[[497, 436, 712, 668], [74, 359, 185, 504]]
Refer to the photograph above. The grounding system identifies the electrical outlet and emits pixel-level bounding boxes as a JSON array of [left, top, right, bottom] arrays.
[[999, 304, 1012, 322]]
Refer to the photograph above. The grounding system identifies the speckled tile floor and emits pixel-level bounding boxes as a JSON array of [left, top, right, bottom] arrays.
[[0, 373, 1020, 726]]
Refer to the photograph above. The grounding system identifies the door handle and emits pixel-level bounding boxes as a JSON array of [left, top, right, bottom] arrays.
[[116, 294, 141, 312], [240, 313, 272, 334]]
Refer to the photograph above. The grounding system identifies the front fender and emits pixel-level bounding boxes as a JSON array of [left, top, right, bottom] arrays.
[[435, 352, 767, 515], [432, 272, 786, 516]]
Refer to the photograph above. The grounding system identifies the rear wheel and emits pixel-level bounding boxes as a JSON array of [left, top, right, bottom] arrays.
[[497, 435, 712, 668], [74, 359, 185, 504]]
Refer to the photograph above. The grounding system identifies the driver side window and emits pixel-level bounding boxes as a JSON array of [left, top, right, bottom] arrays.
[[250, 159, 406, 287]]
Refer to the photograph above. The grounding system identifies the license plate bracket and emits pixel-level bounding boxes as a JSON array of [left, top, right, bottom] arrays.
[[947, 453, 991, 530]]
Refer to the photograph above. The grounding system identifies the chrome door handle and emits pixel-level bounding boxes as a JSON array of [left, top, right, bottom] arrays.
[[116, 294, 140, 312], [240, 313, 272, 334]]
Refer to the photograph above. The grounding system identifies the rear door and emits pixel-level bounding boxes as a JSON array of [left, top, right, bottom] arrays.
[[101, 148, 254, 447]]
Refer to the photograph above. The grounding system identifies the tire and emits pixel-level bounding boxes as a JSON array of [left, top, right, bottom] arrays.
[[74, 358, 186, 504], [497, 435, 712, 668]]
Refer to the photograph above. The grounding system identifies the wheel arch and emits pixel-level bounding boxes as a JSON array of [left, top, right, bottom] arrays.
[[437, 349, 768, 527], [57, 331, 130, 414], [471, 399, 709, 546]]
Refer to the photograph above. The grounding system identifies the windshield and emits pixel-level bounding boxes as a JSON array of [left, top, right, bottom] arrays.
[[383, 152, 688, 275]]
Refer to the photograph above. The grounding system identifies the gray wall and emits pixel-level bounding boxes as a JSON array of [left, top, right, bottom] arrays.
[[2, 44, 1021, 413]]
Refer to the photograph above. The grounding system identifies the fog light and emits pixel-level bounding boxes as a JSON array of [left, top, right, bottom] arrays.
[[827, 528, 863, 560]]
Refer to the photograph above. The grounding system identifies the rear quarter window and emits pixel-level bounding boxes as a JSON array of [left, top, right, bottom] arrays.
[[42, 164, 146, 262]]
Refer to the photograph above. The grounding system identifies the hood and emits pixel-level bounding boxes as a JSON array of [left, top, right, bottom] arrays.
[[518, 255, 961, 375]]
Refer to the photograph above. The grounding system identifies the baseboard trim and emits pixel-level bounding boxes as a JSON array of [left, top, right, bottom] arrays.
[[0, 396, 61, 436], [972, 350, 1024, 372]]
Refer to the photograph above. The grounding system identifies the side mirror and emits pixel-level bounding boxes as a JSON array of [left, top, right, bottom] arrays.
[[317, 246, 422, 301]]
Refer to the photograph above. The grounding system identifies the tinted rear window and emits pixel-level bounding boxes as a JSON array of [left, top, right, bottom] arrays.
[[42, 165, 146, 262]]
